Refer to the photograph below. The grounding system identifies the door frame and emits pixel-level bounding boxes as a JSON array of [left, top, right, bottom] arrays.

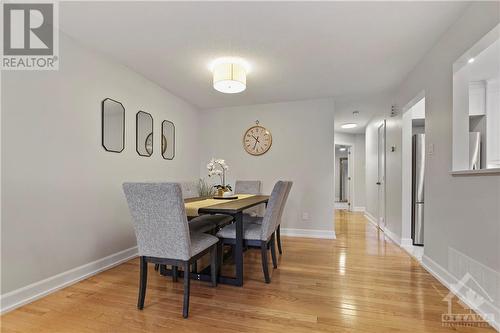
[[334, 142, 354, 211], [401, 92, 426, 245], [377, 121, 386, 228], [339, 157, 349, 202]]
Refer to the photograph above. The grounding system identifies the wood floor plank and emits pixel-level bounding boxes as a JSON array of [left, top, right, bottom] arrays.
[[1, 210, 495, 332]]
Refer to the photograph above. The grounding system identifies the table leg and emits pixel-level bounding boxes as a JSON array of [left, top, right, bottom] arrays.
[[234, 212, 244, 286]]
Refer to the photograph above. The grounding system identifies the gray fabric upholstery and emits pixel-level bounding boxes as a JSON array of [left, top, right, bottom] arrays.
[[235, 180, 263, 217], [277, 181, 293, 227], [259, 181, 287, 240], [243, 181, 292, 227], [216, 220, 262, 240], [123, 182, 218, 261], [180, 181, 199, 199], [234, 180, 261, 194], [189, 214, 233, 233], [217, 181, 287, 241], [190, 232, 219, 257], [243, 214, 262, 224]]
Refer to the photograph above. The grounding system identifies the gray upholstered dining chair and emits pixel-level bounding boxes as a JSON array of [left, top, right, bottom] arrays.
[[244, 181, 292, 255], [123, 182, 219, 318], [181, 180, 233, 234], [235, 180, 263, 217], [217, 181, 287, 283]]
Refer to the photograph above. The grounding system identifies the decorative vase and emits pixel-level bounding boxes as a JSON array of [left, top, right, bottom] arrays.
[[217, 188, 224, 197]]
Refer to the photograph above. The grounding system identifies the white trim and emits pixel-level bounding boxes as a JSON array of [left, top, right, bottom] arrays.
[[421, 255, 500, 331], [280, 228, 336, 239], [401, 237, 413, 247], [364, 212, 402, 247], [334, 202, 349, 210], [352, 206, 365, 212], [334, 139, 355, 212], [381, 226, 402, 245], [450, 168, 500, 176], [400, 238, 424, 262], [364, 211, 378, 228], [0, 246, 138, 314]]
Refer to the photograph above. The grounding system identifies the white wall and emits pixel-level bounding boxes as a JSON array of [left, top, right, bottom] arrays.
[[388, 2, 500, 327], [334, 132, 366, 210], [1, 33, 201, 295], [356, 94, 393, 221], [198, 99, 336, 235]]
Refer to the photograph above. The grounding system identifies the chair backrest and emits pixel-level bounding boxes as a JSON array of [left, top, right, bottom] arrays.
[[260, 181, 287, 241], [234, 180, 261, 194], [276, 181, 293, 229], [235, 180, 263, 216], [123, 182, 192, 260], [180, 181, 199, 199]]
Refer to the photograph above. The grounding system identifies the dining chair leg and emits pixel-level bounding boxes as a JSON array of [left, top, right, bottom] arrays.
[[192, 261, 198, 274], [260, 242, 271, 283], [270, 235, 278, 269], [277, 225, 283, 255], [138, 256, 148, 310], [182, 261, 190, 318], [154, 264, 159, 271], [172, 265, 178, 282], [210, 245, 218, 287]]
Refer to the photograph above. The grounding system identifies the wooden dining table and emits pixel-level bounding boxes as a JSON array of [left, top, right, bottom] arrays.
[[182, 194, 270, 286]]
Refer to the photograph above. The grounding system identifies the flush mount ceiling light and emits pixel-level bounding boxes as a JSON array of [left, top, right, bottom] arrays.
[[210, 57, 250, 94], [341, 123, 358, 129], [468, 58, 475, 63], [339, 147, 347, 152]]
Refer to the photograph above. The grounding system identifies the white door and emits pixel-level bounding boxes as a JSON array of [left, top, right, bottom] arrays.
[[377, 121, 386, 228]]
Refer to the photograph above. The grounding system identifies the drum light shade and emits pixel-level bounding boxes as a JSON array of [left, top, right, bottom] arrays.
[[213, 62, 246, 94]]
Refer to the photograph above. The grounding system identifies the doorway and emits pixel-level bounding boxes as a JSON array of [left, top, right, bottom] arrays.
[[377, 121, 386, 228], [335, 144, 352, 210], [401, 95, 426, 260], [339, 157, 349, 202]]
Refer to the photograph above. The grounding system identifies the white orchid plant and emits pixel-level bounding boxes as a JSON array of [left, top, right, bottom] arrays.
[[206, 158, 232, 191]]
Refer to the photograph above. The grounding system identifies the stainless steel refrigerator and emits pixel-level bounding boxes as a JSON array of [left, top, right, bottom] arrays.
[[412, 134, 425, 246], [469, 132, 481, 170]]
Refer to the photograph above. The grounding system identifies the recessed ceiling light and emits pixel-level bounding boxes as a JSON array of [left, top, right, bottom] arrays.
[[339, 147, 347, 152], [341, 123, 358, 129], [468, 58, 475, 64], [209, 57, 250, 94]]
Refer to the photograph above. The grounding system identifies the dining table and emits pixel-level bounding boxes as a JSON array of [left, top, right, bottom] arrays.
[[161, 194, 269, 287]]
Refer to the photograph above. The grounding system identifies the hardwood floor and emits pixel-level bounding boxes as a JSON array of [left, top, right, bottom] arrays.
[[1, 210, 495, 332]]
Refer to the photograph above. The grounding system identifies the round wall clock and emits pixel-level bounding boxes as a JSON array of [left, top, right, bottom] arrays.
[[243, 122, 272, 156]]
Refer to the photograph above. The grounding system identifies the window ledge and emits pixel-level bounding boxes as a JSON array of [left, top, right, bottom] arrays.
[[450, 168, 500, 176]]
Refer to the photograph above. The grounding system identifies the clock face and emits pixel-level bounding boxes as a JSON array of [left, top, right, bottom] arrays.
[[243, 125, 272, 156]]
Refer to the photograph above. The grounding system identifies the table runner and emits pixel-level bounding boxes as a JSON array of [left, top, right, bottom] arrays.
[[185, 194, 255, 217]]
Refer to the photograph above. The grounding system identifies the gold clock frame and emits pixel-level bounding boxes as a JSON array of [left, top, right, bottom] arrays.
[[243, 123, 272, 156]]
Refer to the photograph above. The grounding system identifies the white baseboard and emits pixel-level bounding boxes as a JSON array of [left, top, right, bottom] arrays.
[[364, 211, 378, 228], [0, 246, 138, 314], [334, 202, 349, 210], [401, 237, 413, 247], [381, 226, 402, 246], [281, 228, 336, 239], [400, 238, 424, 262], [352, 206, 365, 212], [422, 255, 500, 331]]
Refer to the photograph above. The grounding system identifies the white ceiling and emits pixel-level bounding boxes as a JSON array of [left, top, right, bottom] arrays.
[[59, 2, 468, 110]]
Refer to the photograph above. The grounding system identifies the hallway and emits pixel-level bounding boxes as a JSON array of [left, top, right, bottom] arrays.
[[0, 211, 494, 332]]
